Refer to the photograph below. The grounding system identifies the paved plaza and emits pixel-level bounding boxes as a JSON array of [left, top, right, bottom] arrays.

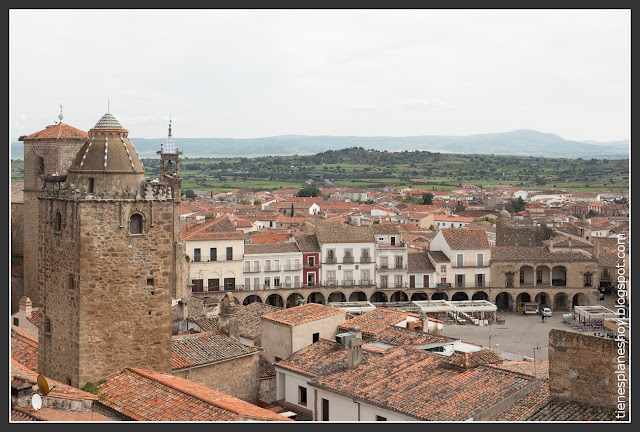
[[439, 293, 620, 360]]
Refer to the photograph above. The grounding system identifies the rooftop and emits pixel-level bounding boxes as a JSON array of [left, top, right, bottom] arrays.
[[96, 367, 291, 421], [492, 246, 595, 262], [316, 226, 375, 243], [441, 228, 491, 250], [22, 122, 88, 140], [338, 308, 421, 337], [171, 331, 262, 370], [262, 303, 345, 327], [244, 242, 300, 255], [309, 346, 535, 421], [11, 326, 38, 372]]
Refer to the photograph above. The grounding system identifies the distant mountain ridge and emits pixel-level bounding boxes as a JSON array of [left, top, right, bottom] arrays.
[[10, 129, 629, 159]]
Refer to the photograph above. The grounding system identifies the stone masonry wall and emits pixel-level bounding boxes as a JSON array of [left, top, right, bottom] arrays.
[[172, 353, 260, 403], [39, 195, 178, 387], [548, 329, 629, 409], [23, 138, 85, 308]]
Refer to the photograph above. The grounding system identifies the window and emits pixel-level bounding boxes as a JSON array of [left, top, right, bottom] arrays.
[[361, 248, 370, 262], [395, 275, 403, 288], [584, 273, 592, 287], [344, 270, 353, 285], [146, 278, 154, 287], [298, 386, 307, 406], [88, 178, 94, 193], [264, 277, 270, 288], [210, 248, 217, 261], [244, 261, 250, 272], [390, 236, 396, 246], [477, 274, 484, 287], [129, 213, 143, 235], [536, 270, 543, 284], [361, 269, 370, 284], [193, 248, 201, 262], [456, 253, 463, 267], [380, 275, 388, 288], [313, 333, 320, 343], [376, 416, 387, 421], [208, 279, 219, 291], [54, 211, 62, 233], [224, 278, 235, 291], [520, 270, 525, 283], [69, 274, 75, 290], [477, 253, 484, 266], [36, 156, 45, 175], [274, 277, 280, 287], [322, 398, 329, 421], [506, 273, 514, 288], [308, 256, 315, 267], [265, 260, 271, 271], [13, 318, 19, 326], [192, 279, 203, 292], [395, 256, 403, 269], [226, 247, 233, 261], [327, 271, 336, 285], [440, 265, 446, 274], [44, 319, 51, 335], [274, 259, 280, 270], [381, 257, 388, 268]]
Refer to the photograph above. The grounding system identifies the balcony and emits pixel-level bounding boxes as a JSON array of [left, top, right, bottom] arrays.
[[304, 263, 320, 269], [377, 264, 407, 271], [244, 267, 261, 273], [377, 241, 407, 250], [360, 257, 371, 263], [343, 256, 354, 264], [325, 257, 337, 264], [320, 280, 374, 287]]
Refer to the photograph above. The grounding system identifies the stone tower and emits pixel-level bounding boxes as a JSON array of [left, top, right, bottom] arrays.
[[19, 110, 88, 308], [37, 113, 187, 388], [495, 208, 512, 246]]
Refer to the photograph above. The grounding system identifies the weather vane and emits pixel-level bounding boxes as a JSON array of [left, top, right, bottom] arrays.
[[57, 104, 64, 123]]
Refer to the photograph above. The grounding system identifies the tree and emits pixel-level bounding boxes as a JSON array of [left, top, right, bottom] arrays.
[[421, 192, 434, 205], [297, 184, 321, 197], [511, 196, 526, 213], [184, 190, 196, 200], [587, 210, 600, 218], [453, 201, 465, 213], [290, 203, 295, 217]]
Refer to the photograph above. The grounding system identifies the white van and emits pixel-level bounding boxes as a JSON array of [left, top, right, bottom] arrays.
[[542, 307, 552, 317]]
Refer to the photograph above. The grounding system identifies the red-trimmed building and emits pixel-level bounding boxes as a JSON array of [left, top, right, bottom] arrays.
[[295, 234, 321, 288]]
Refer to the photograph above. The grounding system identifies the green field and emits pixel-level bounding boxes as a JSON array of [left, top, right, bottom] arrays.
[[10, 149, 629, 195]]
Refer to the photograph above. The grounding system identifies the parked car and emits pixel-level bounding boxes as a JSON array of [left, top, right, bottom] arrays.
[[542, 307, 552, 317]]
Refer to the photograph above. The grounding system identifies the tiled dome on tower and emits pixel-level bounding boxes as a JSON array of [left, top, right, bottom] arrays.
[[66, 113, 146, 195]]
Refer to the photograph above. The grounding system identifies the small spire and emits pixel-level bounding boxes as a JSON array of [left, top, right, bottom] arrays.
[[58, 104, 64, 123], [168, 115, 172, 137]]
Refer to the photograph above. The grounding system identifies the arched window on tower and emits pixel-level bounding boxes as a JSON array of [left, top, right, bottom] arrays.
[[36, 156, 45, 176], [55, 211, 62, 233], [129, 213, 144, 235]]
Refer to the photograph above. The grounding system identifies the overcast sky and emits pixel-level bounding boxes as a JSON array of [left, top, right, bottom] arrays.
[[9, 9, 630, 142]]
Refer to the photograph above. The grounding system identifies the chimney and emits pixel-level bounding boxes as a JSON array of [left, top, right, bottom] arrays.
[[19, 296, 32, 314], [347, 326, 363, 369], [219, 293, 239, 339]]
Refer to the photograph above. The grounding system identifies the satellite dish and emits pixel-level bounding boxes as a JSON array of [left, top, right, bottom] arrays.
[[37, 374, 51, 396], [31, 393, 42, 410]]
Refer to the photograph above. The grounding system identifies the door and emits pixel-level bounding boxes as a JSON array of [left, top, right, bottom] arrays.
[[423, 275, 430, 288], [410, 275, 416, 288], [456, 274, 464, 288]]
